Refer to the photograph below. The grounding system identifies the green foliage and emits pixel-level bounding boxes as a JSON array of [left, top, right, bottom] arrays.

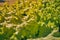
[[16, 21, 53, 40], [0, 27, 16, 40], [16, 21, 39, 39], [0, 0, 60, 40], [38, 26, 53, 37], [53, 32, 60, 37]]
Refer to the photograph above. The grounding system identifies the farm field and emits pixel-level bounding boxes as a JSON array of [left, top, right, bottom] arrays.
[[0, 0, 60, 40]]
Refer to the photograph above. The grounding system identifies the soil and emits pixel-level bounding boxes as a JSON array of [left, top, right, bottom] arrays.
[[0, 0, 16, 6]]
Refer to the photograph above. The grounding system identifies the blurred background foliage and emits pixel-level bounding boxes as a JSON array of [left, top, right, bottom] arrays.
[[0, 0, 60, 40]]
